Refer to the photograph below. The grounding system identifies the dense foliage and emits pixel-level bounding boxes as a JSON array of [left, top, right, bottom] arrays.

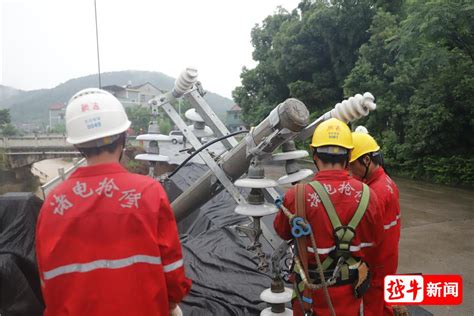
[[233, 0, 473, 186], [0, 109, 17, 136], [125, 105, 173, 135]]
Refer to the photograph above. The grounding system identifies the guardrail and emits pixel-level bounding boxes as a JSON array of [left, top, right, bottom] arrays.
[[0, 136, 141, 148], [0, 136, 71, 148], [4, 151, 80, 155]]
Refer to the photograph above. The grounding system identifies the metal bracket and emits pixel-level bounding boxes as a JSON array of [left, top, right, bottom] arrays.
[[268, 106, 281, 128], [153, 89, 286, 250], [271, 241, 290, 279], [236, 217, 268, 272], [195, 81, 206, 97], [159, 95, 281, 250], [246, 129, 280, 158], [161, 102, 245, 205], [183, 89, 238, 151]]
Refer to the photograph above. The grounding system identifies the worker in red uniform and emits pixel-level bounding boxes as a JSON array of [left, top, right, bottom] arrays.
[[274, 118, 384, 316], [36, 88, 191, 316], [349, 132, 401, 316]]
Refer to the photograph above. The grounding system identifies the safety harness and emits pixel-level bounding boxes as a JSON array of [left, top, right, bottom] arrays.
[[277, 180, 371, 315], [308, 181, 369, 277]]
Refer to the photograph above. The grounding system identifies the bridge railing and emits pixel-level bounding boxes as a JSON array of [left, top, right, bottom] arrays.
[[0, 135, 72, 148]]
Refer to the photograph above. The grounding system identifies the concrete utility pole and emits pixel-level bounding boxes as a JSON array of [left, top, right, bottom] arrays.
[[172, 98, 309, 221]]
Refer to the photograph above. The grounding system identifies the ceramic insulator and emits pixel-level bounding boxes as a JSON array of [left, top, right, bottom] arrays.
[[172, 68, 198, 98], [330, 92, 376, 122]]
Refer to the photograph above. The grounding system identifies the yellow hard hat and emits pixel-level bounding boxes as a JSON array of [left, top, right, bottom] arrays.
[[310, 118, 353, 150], [350, 132, 380, 162]]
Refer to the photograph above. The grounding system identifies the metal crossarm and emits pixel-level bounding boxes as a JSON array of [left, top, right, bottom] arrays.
[[161, 102, 245, 205], [184, 89, 238, 150], [158, 96, 280, 249]]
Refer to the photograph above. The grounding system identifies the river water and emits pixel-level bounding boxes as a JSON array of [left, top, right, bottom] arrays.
[[30, 158, 75, 198], [395, 176, 473, 315]]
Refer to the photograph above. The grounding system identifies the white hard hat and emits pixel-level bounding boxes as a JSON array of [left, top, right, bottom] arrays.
[[65, 88, 131, 145]]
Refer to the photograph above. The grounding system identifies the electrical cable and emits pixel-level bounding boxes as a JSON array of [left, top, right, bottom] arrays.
[[94, 0, 102, 88], [167, 130, 248, 178]]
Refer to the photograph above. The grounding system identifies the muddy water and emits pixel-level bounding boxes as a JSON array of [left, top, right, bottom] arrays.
[[395, 177, 474, 315], [265, 162, 473, 315], [30, 158, 75, 198], [31, 158, 73, 182]]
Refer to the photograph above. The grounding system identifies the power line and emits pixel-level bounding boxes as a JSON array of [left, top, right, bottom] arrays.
[[94, 0, 102, 88]]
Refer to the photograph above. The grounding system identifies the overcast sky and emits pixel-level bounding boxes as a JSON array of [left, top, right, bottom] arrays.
[[1, 0, 300, 98]]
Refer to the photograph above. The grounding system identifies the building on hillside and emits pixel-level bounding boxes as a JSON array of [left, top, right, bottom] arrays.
[[225, 104, 246, 132], [49, 103, 65, 130], [103, 82, 164, 107]]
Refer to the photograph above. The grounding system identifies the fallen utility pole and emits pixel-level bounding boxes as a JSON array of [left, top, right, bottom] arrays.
[[172, 98, 309, 222]]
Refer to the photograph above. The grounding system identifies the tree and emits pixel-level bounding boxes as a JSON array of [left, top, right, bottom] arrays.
[[233, 1, 376, 125], [125, 106, 150, 133], [345, 1, 474, 184], [1, 124, 17, 136], [49, 123, 66, 134], [125, 105, 174, 135], [344, 9, 405, 153], [234, 0, 474, 184], [0, 109, 11, 125], [0, 109, 16, 136], [233, 8, 297, 125]]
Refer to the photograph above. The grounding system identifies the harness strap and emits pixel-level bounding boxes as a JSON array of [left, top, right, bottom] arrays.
[[349, 184, 370, 229], [295, 184, 309, 273], [321, 256, 333, 271], [308, 181, 370, 234], [294, 183, 313, 313], [307, 181, 370, 279], [308, 181, 341, 228]]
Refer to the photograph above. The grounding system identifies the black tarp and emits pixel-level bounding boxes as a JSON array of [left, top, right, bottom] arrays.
[[0, 192, 44, 316], [166, 163, 287, 315]]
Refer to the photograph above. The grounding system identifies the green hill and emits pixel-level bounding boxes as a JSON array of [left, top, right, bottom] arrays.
[[2, 70, 234, 124], [0, 85, 23, 104]]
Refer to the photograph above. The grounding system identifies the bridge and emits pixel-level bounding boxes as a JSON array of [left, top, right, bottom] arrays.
[[0, 135, 80, 169]]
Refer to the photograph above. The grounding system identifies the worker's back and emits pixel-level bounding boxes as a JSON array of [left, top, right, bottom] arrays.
[[274, 169, 384, 316], [365, 167, 400, 274], [363, 167, 400, 316], [36, 162, 191, 316]]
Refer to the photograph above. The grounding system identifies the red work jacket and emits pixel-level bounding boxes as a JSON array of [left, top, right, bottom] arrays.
[[36, 163, 191, 316], [274, 170, 384, 316], [362, 167, 400, 316]]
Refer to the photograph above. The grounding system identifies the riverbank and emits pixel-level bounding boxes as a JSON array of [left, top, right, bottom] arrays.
[[0, 167, 40, 196]]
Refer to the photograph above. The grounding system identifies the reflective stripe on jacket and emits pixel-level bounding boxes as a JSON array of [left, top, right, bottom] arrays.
[[36, 163, 191, 316]]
